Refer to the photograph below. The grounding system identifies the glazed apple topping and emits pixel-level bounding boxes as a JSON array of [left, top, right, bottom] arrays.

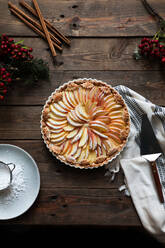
[[42, 81, 129, 167]]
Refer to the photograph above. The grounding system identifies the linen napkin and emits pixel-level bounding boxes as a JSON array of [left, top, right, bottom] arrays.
[[106, 85, 165, 234]]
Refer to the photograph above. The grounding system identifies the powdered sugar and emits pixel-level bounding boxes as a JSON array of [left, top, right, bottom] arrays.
[[0, 163, 26, 205], [0, 163, 10, 190]]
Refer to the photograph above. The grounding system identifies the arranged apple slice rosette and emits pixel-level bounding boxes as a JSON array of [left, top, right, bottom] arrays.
[[41, 79, 130, 169]]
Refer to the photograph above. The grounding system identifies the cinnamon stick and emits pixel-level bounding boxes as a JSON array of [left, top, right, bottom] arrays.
[[19, 0, 71, 46], [32, 0, 57, 62], [8, 1, 61, 47], [9, 7, 62, 52]]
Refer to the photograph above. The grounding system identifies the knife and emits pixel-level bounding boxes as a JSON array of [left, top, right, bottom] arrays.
[[140, 114, 164, 203]]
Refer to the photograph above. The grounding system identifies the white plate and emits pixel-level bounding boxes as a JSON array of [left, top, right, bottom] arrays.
[[0, 144, 40, 220]]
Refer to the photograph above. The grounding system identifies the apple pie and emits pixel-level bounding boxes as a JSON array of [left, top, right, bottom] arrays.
[[41, 79, 130, 168]]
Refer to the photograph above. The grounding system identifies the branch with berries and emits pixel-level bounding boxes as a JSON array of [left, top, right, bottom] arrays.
[[134, 0, 165, 65], [0, 34, 49, 100]]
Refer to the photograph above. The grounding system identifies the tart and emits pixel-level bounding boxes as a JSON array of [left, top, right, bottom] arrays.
[[41, 79, 130, 169]]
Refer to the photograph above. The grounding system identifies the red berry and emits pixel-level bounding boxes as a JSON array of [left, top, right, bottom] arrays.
[[0, 95, 4, 100], [138, 44, 143, 49], [3, 89, 7, 94], [11, 44, 15, 48], [7, 78, 12, 83], [6, 72, 10, 77], [9, 38, 13, 43], [28, 47, 33, 52], [162, 57, 165, 63], [1, 68, 6, 72], [29, 55, 33, 60], [2, 75, 6, 79], [0, 82, 4, 87]]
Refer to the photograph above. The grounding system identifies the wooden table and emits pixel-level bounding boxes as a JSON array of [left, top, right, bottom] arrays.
[[0, 0, 165, 245]]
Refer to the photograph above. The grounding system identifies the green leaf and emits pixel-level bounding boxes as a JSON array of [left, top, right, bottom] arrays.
[[15, 40, 24, 45]]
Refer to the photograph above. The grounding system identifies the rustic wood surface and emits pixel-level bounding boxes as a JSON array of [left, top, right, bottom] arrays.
[[1, 0, 165, 245]]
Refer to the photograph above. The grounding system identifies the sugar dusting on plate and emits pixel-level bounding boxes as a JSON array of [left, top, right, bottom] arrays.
[[0, 163, 26, 205]]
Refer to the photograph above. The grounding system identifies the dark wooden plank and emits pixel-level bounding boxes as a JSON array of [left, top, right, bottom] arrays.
[[3, 70, 165, 106], [1, 0, 164, 37], [0, 140, 139, 226], [1, 187, 139, 226], [0, 140, 125, 189], [8, 37, 162, 71], [0, 106, 42, 139]]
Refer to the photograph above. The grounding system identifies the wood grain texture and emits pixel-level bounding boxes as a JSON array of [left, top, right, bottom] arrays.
[[1, 0, 165, 37], [2, 70, 165, 106], [1, 188, 139, 226], [1, 0, 165, 239], [0, 140, 139, 226], [6, 37, 165, 71]]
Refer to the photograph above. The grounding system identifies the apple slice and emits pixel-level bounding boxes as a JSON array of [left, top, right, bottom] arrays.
[[47, 121, 66, 130], [103, 95, 114, 105], [50, 104, 67, 118], [67, 128, 79, 139], [88, 130, 97, 150], [77, 148, 86, 162], [48, 112, 66, 121], [90, 120, 109, 133], [63, 125, 75, 132], [73, 147, 81, 159], [69, 110, 82, 123], [92, 129, 108, 139], [109, 110, 122, 117], [97, 116, 111, 124], [65, 91, 77, 107], [96, 135, 102, 146], [63, 92, 74, 110], [109, 122, 124, 129], [69, 142, 78, 156], [88, 150, 97, 163], [101, 144, 107, 156], [102, 139, 111, 151], [96, 146, 102, 157], [53, 103, 68, 113], [85, 101, 97, 116], [51, 135, 66, 144], [58, 101, 71, 112], [79, 127, 88, 147], [108, 104, 122, 112], [61, 140, 70, 155], [92, 109, 108, 119], [89, 87, 98, 102], [74, 90, 79, 104], [67, 114, 83, 127], [105, 101, 115, 110], [50, 128, 63, 134], [48, 118, 67, 126], [71, 126, 84, 143], [51, 131, 66, 139], [75, 105, 88, 122], [107, 132, 122, 144], [110, 126, 123, 132]]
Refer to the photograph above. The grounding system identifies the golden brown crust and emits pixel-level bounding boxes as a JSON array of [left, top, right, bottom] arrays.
[[42, 107, 50, 121], [66, 82, 79, 91], [49, 144, 62, 155], [81, 81, 94, 89], [41, 79, 130, 169], [51, 92, 63, 103], [100, 86, 111, 95], [95, 156, 107, 164]]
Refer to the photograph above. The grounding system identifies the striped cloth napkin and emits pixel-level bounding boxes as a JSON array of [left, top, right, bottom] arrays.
[[106, 85, 165, 234]]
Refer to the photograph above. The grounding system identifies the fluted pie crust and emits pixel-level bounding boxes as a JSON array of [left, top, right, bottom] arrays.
[[41, 79, 130, 169]]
